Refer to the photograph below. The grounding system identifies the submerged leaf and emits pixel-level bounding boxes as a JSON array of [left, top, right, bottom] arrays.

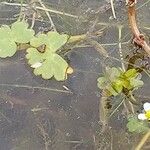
[[106, 67, 121, 81], [130, 78, 144, 88], [97, 77, 108, 89], [127, 114, 149, 133]]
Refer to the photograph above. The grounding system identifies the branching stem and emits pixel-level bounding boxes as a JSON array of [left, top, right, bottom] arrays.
[[127, 0, 150, 56]]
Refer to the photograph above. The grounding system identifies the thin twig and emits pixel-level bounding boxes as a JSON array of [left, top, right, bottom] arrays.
[[118, 25, 133, 114], [0, 83, 72, 93], [1, 2, 78, 18], [38, 0, 56, 31], [135, 129, 150, 150], [118, 25, 125, 71], [110, 0, 116, 19], [30, 12, 36, 29], [109, 98, 124, 118]]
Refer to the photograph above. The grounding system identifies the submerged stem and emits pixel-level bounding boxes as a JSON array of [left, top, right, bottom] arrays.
[[135, 129, 150, 150]]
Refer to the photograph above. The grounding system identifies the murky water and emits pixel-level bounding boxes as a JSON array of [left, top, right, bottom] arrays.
[[0, 0, 150, 150]]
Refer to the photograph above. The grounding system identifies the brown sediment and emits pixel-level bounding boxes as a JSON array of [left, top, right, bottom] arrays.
[[127, 0, 150, 56]]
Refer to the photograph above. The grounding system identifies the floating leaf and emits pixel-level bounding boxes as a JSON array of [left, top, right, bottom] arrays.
[[26, 48, 69, 81], [0, 26, 16, 58], [0, 21, 34, 58], [30, 32, 68, 53], [11, 21, 35, 43], [46, 32, 69, 52], [0, 25, 13, 40], [0, 39, 17, 58], [30, 34, 48, 48], [127, 114, 149, 133], [26, 31, 71, 80]]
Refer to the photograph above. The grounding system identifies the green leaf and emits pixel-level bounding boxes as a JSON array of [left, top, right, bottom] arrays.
[[124, 69, 138, 78], [0, 25, 17, 58], [0, 39, 17, 58], [0, 21, 34, 58], [107, 85, 119, 96], [130, 78, 144, 88], [26, 48, 45, 64], [11, 21, 35, 43], [127, 114, 149, 133], [46, 32, 69, 52], [26, 48, 68, 81], [0, 25, 13, 40], [112, 79, 123, 93], [106, 67, 121, 81], [97, 77, 108, 89], [30, 32, 68, 53], [121, 79, 131, 89], [30, 34, 48, 48], [26, 31, 71, 80]]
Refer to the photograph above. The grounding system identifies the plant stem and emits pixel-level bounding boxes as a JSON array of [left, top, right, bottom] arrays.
[[0, 83, 72, 93], [38, 0, 57, 31], [1, 2, 78, 18], [127, 0, 150, 56], [135, 129, 150, 150], [110, 0, 116, 19]]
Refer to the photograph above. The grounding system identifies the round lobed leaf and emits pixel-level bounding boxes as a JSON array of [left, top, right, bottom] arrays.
[[46, 31, 69, 52], [30, 34, 48, 48], [11, 21, 35, 43], [0, 25, 13, 40], [127, 114, 149, 133], [0, 39, 17, 58], [26, 48, 46, 65], [26, 48, 69, 81]]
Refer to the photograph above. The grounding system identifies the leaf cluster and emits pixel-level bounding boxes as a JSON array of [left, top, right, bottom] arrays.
[[26, 32, 70, 81], [97, 67, 144, 96], [0, 20, 72, 81], [0, 21, 34, 58]]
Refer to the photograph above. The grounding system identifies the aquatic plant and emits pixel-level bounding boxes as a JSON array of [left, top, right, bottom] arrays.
[[127, 114, 149, 133], [0, 1, 150, 149], [97, 67, 143, 96], [0, 20, 77, 81]]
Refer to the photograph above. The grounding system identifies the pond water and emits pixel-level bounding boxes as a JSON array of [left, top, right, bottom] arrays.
[[0, 0, 150, 150]]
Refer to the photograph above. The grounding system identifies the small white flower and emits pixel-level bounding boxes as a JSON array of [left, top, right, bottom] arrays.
[[138, 114, 147, 120], [138, 102, 150, 120], [143, 102, 150, 111], [31, 62, 42, 68]]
